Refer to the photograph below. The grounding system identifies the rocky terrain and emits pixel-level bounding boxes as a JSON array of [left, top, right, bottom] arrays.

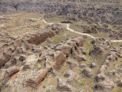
[[0, 0, 122, 92]]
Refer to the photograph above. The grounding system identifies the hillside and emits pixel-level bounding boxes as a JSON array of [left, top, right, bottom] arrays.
[[0, 1, 122, 92]]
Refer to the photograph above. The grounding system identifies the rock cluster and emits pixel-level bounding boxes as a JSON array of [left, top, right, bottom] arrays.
[[26, 37, 84, 88], [53, 37, 83, 70], [94, 47, 122, 91], [0, 24, 63, 90], [0, 24, 63, 69], [23, 24, 63, 45]]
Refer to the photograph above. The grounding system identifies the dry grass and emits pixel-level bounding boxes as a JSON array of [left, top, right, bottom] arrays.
[[0, 12, 47, 37]]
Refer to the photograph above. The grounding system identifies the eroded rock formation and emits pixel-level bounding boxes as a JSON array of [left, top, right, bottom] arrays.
[[26, 37, 84, 88]]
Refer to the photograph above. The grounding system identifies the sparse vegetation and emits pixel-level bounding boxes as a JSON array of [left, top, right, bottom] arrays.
[[0, 0, 122, 92]]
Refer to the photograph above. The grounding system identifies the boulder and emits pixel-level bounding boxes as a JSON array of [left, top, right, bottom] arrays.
[[95, 73, 106, 82], [59, 44, 72, 56], [116, 80, 122, 87], [79, 63, 87, 68], [72, 37, 83, 47], [64, 70, 76, 81], [67, 61, 78, 69], [75, 55, 86, 62], [53, 51, 66, 70], [5, 66, 20, 77], [94, 79, 114, 90], [67, 40, 77, 49], [57, 79, 72, 92], [0, 48, 13, 68], [26, 68, 50, 88], [2, 66, 20, 85], [82, 67, 93, 78], [89, 46, 103, 56], [21, 65, 31, 71], [18, 55, 26, 61], [90, 63, 96, 68], [100, 65, 107, 73]]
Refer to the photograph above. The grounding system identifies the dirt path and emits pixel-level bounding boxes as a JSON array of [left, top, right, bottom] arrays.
[[42, 19, 122, 43]]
